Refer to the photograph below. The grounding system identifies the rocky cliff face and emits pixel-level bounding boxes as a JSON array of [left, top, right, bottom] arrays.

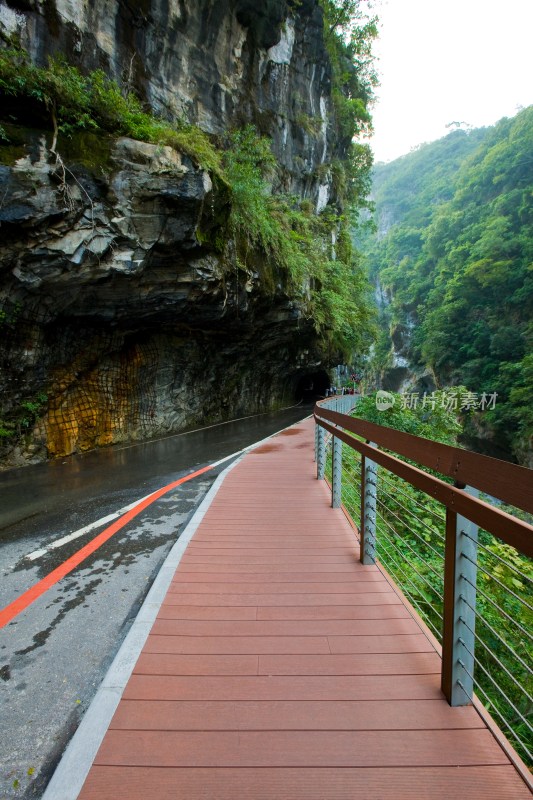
[[1, 0, 335, 202], [0, 0, 338, 464]]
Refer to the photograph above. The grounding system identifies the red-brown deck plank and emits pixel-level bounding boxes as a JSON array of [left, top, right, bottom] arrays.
[[160, 591, 402, 605], [110, 698, 483, 730], [169, 570, 385, 582], [139, 634, 433, 658], [78, 417, 530, 800], [167, 580, 393, 593], [78, 766, 533, 800], [150, 617, 421, 636], [120, 673, 460, 701], [258, 603, 408, 618], [161, 603, 410, 620], [257, 652, 441, 675], [133, 654, 259, 675], [179, 556, 360, 564], [94, 728, 506, 767], [146, 618, 421, 635], [177, 563, 370, 572], [138, 635, 333, 655]]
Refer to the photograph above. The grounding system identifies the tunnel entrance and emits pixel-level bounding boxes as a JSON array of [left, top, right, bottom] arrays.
[[294, 370, 330, 402]]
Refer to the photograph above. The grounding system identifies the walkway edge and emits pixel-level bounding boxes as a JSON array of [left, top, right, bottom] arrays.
[[41, 455, 244, 800]]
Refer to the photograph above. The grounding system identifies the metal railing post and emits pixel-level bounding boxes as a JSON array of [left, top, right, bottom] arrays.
[[317, 424, 325, 480], [314, 420, 319, 463], [360, 442, 377, 565], [442, 485, 479, 705], [332, 435, 342, 508]]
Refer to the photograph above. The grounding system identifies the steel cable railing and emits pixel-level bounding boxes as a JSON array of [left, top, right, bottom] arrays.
[[468, 532, 533, 585], [375, 543, 444, 641], [375, 503, 444, 589], [458, 646, 533, 761], [340, 442, 362, 526], [314, 400, 533, 768], [376, 491, 446, 566], [463, 677, 533, 762], [377, 484, 532, 761], [460, 622, 533, 708], [374, 487, 445, 644], [461, 552, 533, 613], [464, 602, 532, 675], [461, 580, 533, 645], [378, 471, 447, 534]]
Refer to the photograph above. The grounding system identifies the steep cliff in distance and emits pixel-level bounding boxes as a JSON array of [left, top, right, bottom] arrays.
[[0, 0, 376, 464], [363, 127, 488, 395], [363, 110, 533, 465]]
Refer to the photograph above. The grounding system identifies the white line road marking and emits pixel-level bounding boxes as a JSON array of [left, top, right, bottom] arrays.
[[25, 493, 153, 562], [22, 460, 236, 564]]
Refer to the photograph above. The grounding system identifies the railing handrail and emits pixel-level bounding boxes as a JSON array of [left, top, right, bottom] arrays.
[[314, 398, 533, 777], [315, 404, 533, 516], [314, 406, 533, 559]]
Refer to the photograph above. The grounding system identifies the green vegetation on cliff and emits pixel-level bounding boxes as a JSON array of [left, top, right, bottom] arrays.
[[0, 46, 223, 174], [224, 126, 375, 356], [364, 109, 533, 462], [319, 0, 378, 142], [319, 0, 377, 223], [0, 23, 377, 361]]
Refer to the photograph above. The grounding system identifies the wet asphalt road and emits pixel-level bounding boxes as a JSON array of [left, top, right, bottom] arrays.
[[0, 404, 311, 799]]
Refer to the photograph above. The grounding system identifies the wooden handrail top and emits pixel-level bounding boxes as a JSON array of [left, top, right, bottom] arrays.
[[315, 405, 533, 516], [314, 414, 533, 558]]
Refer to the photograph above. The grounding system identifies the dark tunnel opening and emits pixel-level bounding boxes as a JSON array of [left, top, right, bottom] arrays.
[[294, 370, 330, 402]]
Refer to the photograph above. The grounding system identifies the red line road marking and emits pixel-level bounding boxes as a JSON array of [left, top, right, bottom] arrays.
[[0, 464, 214, 629]]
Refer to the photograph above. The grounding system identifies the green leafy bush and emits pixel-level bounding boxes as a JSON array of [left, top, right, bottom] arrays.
[[352, 390, 462, 444], [223, 126, 375, 356], [0, 46, 222, 174]]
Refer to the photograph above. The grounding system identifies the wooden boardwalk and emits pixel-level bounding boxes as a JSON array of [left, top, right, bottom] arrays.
[[79, 418, 531, 799]]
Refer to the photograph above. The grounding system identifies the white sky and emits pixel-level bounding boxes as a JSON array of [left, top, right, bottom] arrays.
[[369, 0, 533, 162]]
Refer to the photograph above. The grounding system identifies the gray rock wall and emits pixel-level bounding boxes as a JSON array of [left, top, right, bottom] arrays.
[[0, 132, 319, 463], [1, 0, 335, 203], [0, 0, 334, 463]]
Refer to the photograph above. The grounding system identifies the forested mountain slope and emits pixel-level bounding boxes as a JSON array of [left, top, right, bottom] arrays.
[[365, 108, 533, 464], [371, 126, 488, 237]]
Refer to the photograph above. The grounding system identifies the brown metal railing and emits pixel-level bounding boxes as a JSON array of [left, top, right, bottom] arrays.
[[315, 405, 532, 555], [314, 401, 533, 765]]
